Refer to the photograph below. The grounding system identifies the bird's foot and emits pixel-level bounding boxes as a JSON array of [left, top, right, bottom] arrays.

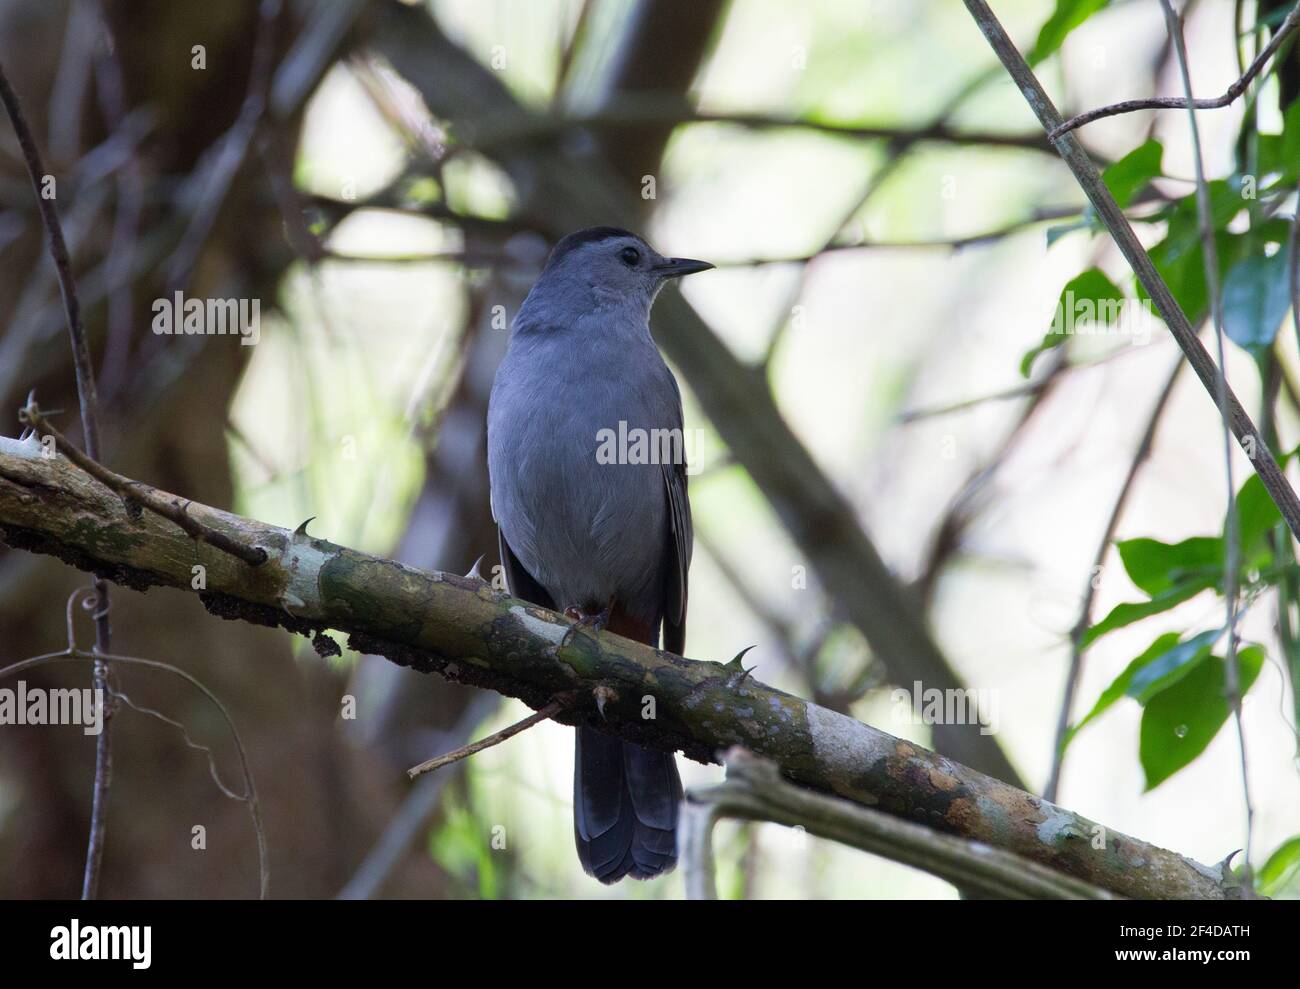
[[561, 604, 612, 649], [564, 605, 611, 632]]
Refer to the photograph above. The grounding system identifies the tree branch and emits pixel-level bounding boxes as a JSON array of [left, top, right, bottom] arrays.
[[0, 444, 1237, 899], [684, 748, 1117, 899], [20, 399, 269, 567]]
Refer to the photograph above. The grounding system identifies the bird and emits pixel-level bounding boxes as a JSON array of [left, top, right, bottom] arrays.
[[486, 226, 712, 883]]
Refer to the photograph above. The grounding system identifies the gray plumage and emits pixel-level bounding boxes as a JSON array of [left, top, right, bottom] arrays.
[[486, 227, 709, 882]]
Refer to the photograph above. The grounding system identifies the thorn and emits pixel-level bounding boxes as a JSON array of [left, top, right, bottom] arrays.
[[725, 645, 757, 670], [465, 554, 486, 580], [1216, 848, 1243, 881], [725, 645, 757, 688], [293, 516, 316, 538]]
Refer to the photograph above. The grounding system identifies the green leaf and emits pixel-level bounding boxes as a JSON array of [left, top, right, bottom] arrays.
[[1222, 248, 1292, 354], [1081, 575, 1217, 648], [1020, 268, 1125, 377], [1282, 99, 1300, 179], [1142, 213, 1247, 327], [1125, 628, 1221, 703], [1231, 470, 1282, 568], [1141, 180, 1246, 281], [1102, 139, 1163, 208], [1139, 647, 1264, 790], [1257, 133, 1284, 177], [1029, 0, 1112, 64], [1257, 836, 1300, 896], [1069, 632, 1181, 741], [1117, 536, 1224, 597]]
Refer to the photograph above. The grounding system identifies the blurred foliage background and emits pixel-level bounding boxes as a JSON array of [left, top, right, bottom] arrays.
[[1, 0, 1299, 899]]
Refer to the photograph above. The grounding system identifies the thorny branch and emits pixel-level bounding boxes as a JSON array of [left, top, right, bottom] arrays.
[[19, 400, 268, 568], [0, 447, 1241, 899]]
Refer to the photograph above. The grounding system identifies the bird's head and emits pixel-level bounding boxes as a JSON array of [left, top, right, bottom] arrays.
[[529, 227, 713, 316]]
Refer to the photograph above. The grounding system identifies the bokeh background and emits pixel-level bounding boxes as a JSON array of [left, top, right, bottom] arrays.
[[1, 0, 1298, 899]]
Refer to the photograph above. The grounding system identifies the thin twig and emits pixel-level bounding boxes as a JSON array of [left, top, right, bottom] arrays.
[[901, 376, 1057, 424], [1160, 0, 1253, 892], [1045, 356, 1183, 802], [0, 55, 116, 901], [1050, 2, 1300, 140], [20, 399, 268, 567], [407, 698, 568, 779], [721, 207, 1095, 268], [465, 99, 1058, 156]]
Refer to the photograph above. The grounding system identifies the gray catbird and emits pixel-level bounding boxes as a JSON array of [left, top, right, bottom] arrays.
[[487, 226, 712, 883]]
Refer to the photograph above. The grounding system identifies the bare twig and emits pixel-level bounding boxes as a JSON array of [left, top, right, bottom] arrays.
[[20, 399, 268, 567], [684, 749, 1117, 900], [962, 0, 1300, 546], [466, 99, 1059, 155], [1045, 357, 1183, 802], [1160, 0, 1253, 890], [1050, 2, 1300, 140], [721, 207, 1095, 268], [0, 54, 117, 901], [407, 698, 568, 779], [901, 376, 1058, 424]]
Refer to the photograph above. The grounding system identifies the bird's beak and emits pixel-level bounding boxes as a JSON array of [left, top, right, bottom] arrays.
[[654, 257, 715, 278]]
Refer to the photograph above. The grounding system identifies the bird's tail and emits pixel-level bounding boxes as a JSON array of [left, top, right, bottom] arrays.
[[574, 726, 682, 883]]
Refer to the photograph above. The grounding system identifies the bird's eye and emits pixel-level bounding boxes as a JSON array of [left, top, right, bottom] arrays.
[[619, 246, 641, 266]]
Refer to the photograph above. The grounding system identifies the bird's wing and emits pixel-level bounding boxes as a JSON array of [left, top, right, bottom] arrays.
[[661, 458, 692, 656], [497, 526, 556, 611]]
